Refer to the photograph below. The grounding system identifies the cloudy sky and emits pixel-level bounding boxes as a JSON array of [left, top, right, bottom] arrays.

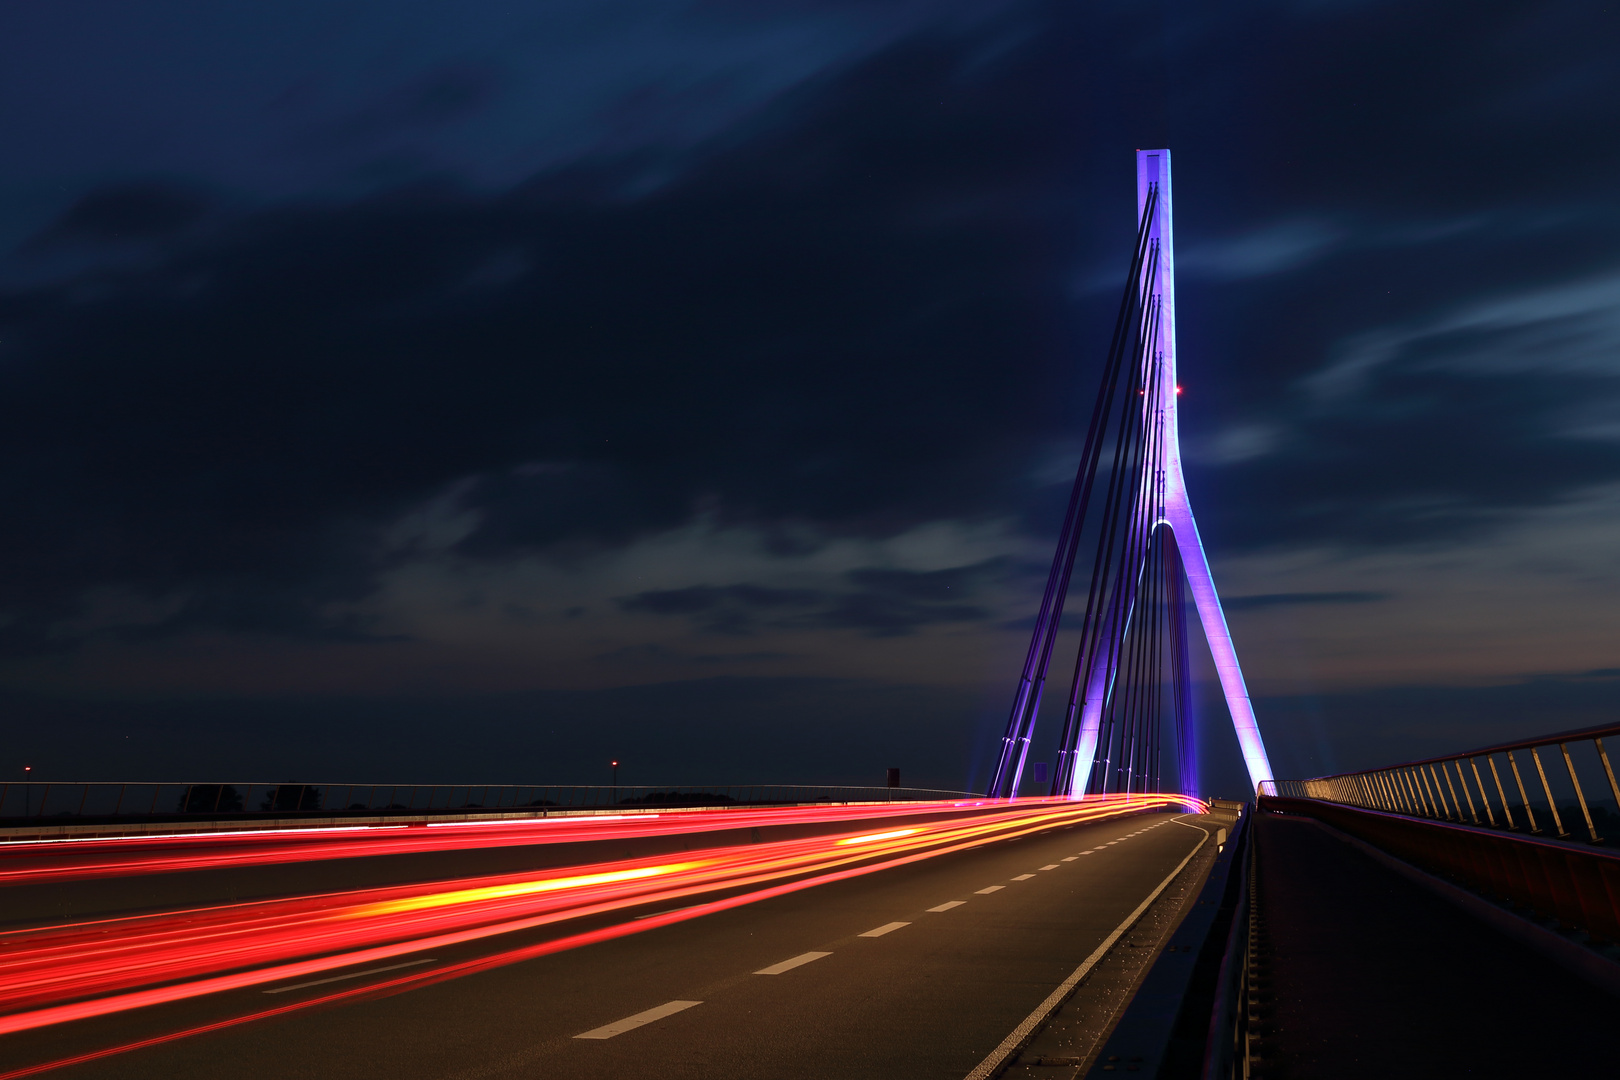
[[2, 0, 1617, 795]]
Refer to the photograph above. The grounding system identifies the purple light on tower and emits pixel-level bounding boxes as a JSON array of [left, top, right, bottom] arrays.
[[1066, 150, 1274, 796]]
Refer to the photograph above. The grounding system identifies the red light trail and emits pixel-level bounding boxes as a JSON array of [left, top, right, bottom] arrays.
[[0, 799, 1056, 885], [0, 793, 1202, 1076]]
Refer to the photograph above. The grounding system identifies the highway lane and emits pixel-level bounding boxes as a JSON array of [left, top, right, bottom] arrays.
[[1, 810, 1217, 1080]]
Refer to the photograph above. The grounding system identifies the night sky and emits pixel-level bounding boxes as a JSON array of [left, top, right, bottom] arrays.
[[3, 1, 1617, 797]]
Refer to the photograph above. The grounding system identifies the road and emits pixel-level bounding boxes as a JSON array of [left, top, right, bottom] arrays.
[[1, 809, 1218, 1080]]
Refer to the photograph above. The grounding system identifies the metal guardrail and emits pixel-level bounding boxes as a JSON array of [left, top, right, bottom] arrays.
[[1259, 720, 1620, 846], [1260, 720, 1620, 947], [1258, 795, 1620, 947], [1080, 804, 1254, 1079], [0, 781, 977, 825]]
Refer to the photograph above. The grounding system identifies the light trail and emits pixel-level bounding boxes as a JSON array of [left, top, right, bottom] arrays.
[[0, 793, 1202, 1073], [0, 800, 1011, 885]]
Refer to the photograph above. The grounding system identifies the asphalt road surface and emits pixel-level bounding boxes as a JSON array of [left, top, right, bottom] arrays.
[[3, 810, 1216, 1080]]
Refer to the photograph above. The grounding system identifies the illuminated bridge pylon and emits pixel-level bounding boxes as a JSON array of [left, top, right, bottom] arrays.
[[988, 149, 1274, 800]]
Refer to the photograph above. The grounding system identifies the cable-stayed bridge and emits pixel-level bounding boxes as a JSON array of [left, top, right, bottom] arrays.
[[2, 152, 1615, 1080]]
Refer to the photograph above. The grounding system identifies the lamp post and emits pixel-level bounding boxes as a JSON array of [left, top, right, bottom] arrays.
[[611, 760, 619, 805]]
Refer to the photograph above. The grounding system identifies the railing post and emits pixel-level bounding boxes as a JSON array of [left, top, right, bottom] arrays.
[[1438, 767, 1464, 819], [1507, 752, 1538, 833], [1528, 747, 1568, 838], [1414, 768, 1437, 817], [1468, 758, 1496, 826], [1395, 770, 1415, 814], [1489, 756, 1517, 829], [1558, 743, 1601, 843], [1450, 760, 1477, 823], [1597, 738, 1620, 817], [1441, 761, 1466, 822]]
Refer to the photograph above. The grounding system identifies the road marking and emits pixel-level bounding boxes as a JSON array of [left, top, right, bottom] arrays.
[[1061, 857, 1078, 862], [1079, 850, 1094, 855], [575, 1000, 702, 1039], [962, 823, 1212, 1080], [754, 951, 832, 975], [975, 885, 1005, 894], [859, 921, 911, 938], [1039, 864, 1060, 870], [1011, 874, 1035, 881], [928, 901, 966, 912], [263, 959, 436, 994]]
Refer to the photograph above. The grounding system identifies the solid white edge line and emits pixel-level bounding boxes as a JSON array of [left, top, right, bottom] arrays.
[[960, 816, 1212, 1080], [754, 950, 832, 975], [263, 958, 436, 994], [928, 901, 966, 912], [574, 999, 702, 1039], [858, 921, 911, 938]]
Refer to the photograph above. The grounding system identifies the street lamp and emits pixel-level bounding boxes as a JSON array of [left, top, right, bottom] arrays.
[[611, 760, 619, 805]]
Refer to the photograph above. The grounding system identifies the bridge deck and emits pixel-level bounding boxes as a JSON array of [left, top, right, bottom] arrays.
[[0, 810, 1216, 1079], [1252, 811, 1616, 1078]]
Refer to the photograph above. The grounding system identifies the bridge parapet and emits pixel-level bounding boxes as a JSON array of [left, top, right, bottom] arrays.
[[1263, 721, 1620, 950], [1263, 719, 1620, 845]]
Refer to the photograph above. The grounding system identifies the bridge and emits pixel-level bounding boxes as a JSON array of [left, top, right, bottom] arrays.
[[3, 151, 1615, 1079]]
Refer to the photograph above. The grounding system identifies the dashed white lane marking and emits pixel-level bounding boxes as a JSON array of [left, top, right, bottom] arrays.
[[575, 1000, 702, 1039], [859, 921, 911, 938], [754, 951, 832, 975], [1061, 857, 1078, 862], [975, 885, 1005, 894], [263, 958, 436, 994], [962, 820, 1212, 1080], [1039, 864, 1060, 870], [928, 901, 967, 912], [1079, 851, 1094, 855], [1011, 874, 1036, 881]]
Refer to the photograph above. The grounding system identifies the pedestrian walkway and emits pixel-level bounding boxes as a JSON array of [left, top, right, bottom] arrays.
[[1251, 811, 1616, 1078]]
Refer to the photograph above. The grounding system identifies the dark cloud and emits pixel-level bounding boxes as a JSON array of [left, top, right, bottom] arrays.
[[618, 584, 826, 635], [1223, 591, 1387, 613], [618, 558, 1011, 637], [0, 22, 1086, 652], [31, 183, 211, 247]]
